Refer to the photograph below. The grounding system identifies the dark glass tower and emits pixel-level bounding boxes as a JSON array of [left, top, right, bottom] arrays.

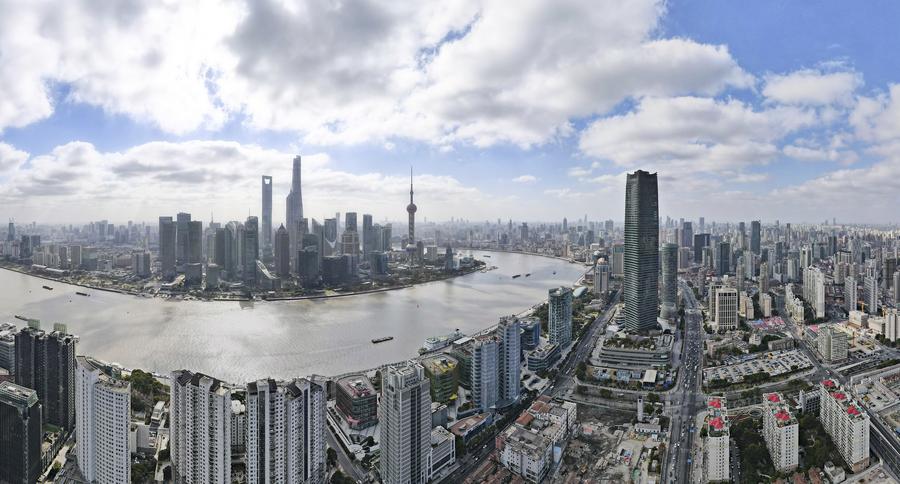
[[14, 324, 76, 430], [261, 175, 273, 260], [660, 242, 678, 319], [0, 383, 42, 484], [623, 170, 659, 333], [750, 220, 761, 255]]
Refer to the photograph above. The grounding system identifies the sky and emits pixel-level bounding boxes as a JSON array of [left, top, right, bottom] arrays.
[[1, 0, 900, 225]]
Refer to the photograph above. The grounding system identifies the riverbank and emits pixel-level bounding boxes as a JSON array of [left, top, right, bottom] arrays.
[[467, 247, 578, 264], [1, 261, 484, 303]]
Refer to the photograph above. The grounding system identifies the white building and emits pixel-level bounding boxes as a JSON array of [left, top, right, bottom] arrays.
[[380, 361, 432, 484], [804, 266, 826, 319], [498, 317, 521, 404], [713, 287, 738, 331], [75, 357, 131, 484], [593, 262, 609, 296], [762, 393, 798, 473], [845, 276, 858, 313], [246, 378, 327, 484], [785, 284, 805, 322], [170, 370, 232, 484], [497, 396, 577, 483], [865, 274, 879, 314], [760, 293, 773, 318], [739, 293, 754, 319], [429, 426, 456, 479], [885, 309, 900, 343], [817, 325, 848, 363], [472, 337, 499, 411], [548, 286, 573, 347], [819, 379, 870, 473], [704, 397, 730, 483]]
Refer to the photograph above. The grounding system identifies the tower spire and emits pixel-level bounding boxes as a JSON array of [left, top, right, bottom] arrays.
[[410, 166, 414, 204]]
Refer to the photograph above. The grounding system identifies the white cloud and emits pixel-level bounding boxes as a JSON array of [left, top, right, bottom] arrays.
[[578, 96, 816, 175], [763, 69, 862, 106], [851, 84, 900, 143], [0, 140, 481, 223], [512, 175, 538, 183], [0, 142, 29, 174], [0, 0, 751, 149]]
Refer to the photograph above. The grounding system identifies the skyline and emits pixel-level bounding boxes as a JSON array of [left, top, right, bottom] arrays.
[[2, 1, 900, 223]]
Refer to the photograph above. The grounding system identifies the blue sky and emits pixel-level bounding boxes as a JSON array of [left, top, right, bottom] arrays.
[[1, 0, 899, 224]]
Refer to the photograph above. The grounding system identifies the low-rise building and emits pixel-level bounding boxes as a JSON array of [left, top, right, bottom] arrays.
[[496, 396, 577, 483], [762, 392, 798, 473], [429, 426, 456, 478], [422, 355, 459, 405], [335, 375, 378, 430], [527, 343, 560, 372]]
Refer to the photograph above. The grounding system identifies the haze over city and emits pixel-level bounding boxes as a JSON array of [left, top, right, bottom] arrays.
[[0, 0, 899, 223]]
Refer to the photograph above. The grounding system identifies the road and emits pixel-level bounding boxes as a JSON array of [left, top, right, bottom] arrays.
[[326, 421, 367, 483], [663, 279, 705, 484]]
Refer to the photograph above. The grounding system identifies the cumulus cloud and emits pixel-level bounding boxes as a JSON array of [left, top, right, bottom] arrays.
[[0, 140, 481, 223], [512, 175, 538, 183], [0, 0, 751, 149], [763, 69, 862, 106], [0, 142, 29, 173], [578, 96, 816, 175]]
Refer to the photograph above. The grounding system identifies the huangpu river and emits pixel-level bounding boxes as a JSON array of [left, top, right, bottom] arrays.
[[0, 251, 585, 383]]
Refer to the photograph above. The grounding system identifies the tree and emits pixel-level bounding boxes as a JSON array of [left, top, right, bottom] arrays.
[[327, 447, 338, 468], [646, 392, 660, 405]]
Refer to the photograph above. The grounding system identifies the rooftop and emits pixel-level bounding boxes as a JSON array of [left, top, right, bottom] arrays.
[[337, 374, 376, 398], [422, 355, 458, 374]]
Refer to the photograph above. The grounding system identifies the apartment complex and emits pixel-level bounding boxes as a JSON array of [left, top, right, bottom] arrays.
[[762, 392, 798, 473], [75, 356, 131, 484], [704, 397, 730, 482], [170, 370, 232, 483], [819, 379, 870, 473]]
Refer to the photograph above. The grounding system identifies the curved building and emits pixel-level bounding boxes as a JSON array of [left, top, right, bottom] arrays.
[[623, 170, 659, 333]]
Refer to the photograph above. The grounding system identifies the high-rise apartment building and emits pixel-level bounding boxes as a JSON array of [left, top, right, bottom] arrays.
[[713, 287, 738, 331], [471, 337, 499, 411], [660, 243, 678, 319], [14, 323, 76, 430], [548, 287, 573, 347], [819, 379, 870, 473], [498, 317, 521, 403], [762, 393, 798, 473], [817, 325, 848, 363], [865, 274, 879, 314], [170, 370, 232, 484], [845, 276, 858, 313], [246, 378, 326, 484], [262, 175, 273, 260], [380, 361, 431, 484], [75, 357, 131, 484], [704, 397, 730, 482], [884, 309, 900, 342], [0, 382, 42, 484], [804, 266, 826, 319], [623, 170, 659, 333]]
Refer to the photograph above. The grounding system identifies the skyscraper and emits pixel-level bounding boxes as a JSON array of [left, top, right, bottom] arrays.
[[15, 323, 76, 430], [6, 220, 14, 242], [0, 382, 42, 484], [243, 216, 259, 285], [176, 212, 191, 267], [407, 167, 417, 244], [548, 287, 573, 347], [362, 213, 373, 258], [170, 370, 232, 484], [286, 156, 303, 267], [751, 220, 761, 255], [471, 338, 499, 411], [159, 216, 176, 279], [274, 224, 291, 277], [75, 357, 131, 484], [261, 175, 273, 260], [498, 317, 521, 403], [246, 378, 327, 484], [623, 170, 659, 333], [380, 361, 431, 484], [188, 220, 203, 263], [660, 243, 678, 319]]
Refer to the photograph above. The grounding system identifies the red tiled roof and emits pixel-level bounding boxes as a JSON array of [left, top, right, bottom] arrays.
[[822, 380, 835, 388], [833, 392, 846, 400], [709, 398, 722, 409], [767, 393, 781, 403], [709, 417, 725, 430], [848, 406, 861, 416], [775, 410, 791, 421]]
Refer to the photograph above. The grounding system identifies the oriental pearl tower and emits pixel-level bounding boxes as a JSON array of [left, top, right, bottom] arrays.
[[406, 167, 418, 261]]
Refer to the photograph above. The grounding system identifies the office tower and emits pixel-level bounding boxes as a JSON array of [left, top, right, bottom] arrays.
[[762, 393, 798, 473], [70, 245, 82, 269], [407, 167, 417, 244], [262, 175, 273, 260], [274, 224, 291, 277], [738, 221, 746, 250], [819, 379, 870, 473], [693, 233, 710, 264], [818, 326, 848, 363], [421, 355, 459, 405], [593, 262, 610, 296], [176, 212, 191, 267], [713, 287, 738, 331], [380, 361, 431, 484], [660, 243, 678, 319], [132, 250, 152, 277], [0, 382, 41, 484], [214, 228, 226, 267], [471, 338, 499, 411], [865, 274, 878, 314], [715, 241, 731, 276], [759, 261, 770, 294], [548, 287, 573, 347], [804, 267, 825, 319], [286, 155, 304, 268], [498, 317, 521, 403], [362, 213, 373, 258], [341, 231, 361, 274], [243, 216, 259, 285], [611, 243, 625, 276], [188, 220, 203, 263], [681, 221, 693, 248], [894, 271, 900, 303], [704, 397, 730, 482], [845, 276, 857, 313], [335, 375, 379, 430], [750, 220, 761, 255], [246, 378, 327, 484], [170, 370, 232, 484], [323, 218, 338, 256], [75, 357, 131, 484], [15, 323, 76, 430], [345, 212, 358, 233], [6, 220, 14, 242], [0, 324, 15, 371], [623, 170, 659, 333], [159, 216, 176, 278]]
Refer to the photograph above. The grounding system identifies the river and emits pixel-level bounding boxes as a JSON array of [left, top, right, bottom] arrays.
[[0, 251, 586, 383]]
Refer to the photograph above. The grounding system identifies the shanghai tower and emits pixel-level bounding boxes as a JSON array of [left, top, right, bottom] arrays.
[[261, 175, 273, 261], [286, 155, 303, 266], [623, 170, 659, 333]]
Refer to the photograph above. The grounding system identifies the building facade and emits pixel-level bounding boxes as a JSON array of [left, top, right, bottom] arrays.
[[819, 379, 870, 473], [75, 357, 131, 484], [380, 361, 431, 484], [170, 370, 232, 484], [0, 382, 42, 484], [623, 170, 659, 333], [548, 287, 573, 347], [762, 392, 798, 473]]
